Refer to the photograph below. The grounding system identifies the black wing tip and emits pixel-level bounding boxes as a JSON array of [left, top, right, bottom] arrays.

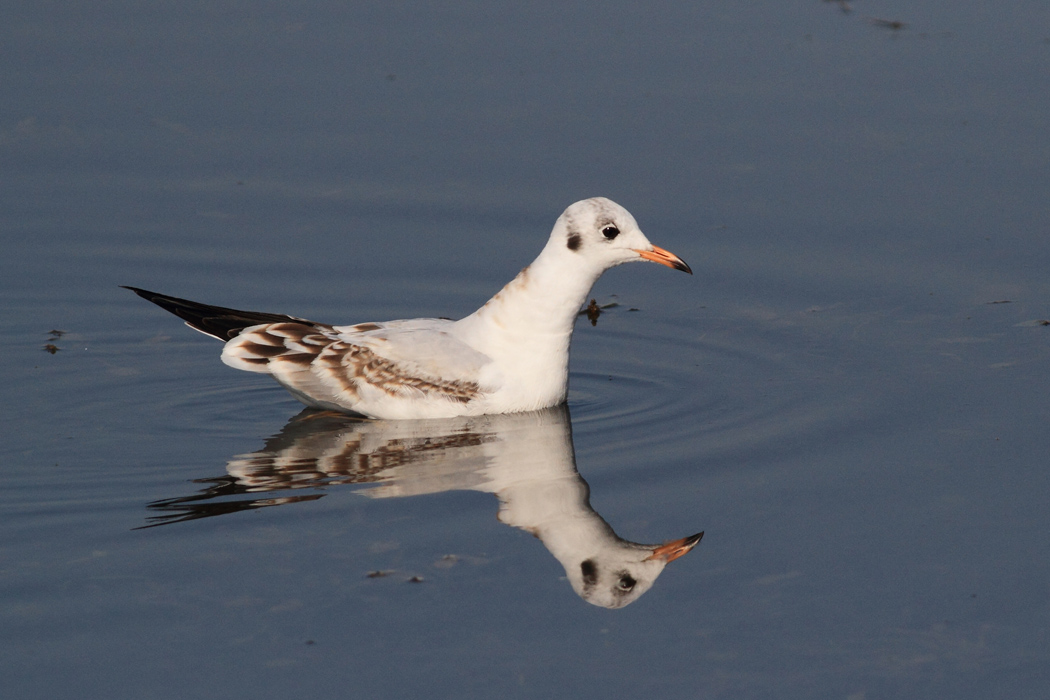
[[121, 285, 156, 300], [122, 285, 242, 340], [122, 285, 323, 340], [122, 285, 177, 304]]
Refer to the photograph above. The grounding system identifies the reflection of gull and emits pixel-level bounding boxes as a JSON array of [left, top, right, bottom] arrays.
[[144, 406, 702, 608], [125, 197, 690, 419]]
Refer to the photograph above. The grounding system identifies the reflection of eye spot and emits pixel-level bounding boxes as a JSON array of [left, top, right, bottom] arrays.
[[581, 559, 598, 585], [616, 574, 636, 592]]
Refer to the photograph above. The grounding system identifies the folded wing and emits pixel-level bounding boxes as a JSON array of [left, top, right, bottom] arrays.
[[222, 319, 493, 416]]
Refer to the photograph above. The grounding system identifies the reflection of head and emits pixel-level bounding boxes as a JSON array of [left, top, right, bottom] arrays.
[[563, 533, 704, 609], [142, 405, 702, 608]]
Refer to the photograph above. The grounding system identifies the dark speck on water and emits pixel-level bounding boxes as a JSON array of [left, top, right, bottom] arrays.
[[585, 299, 601, 326], [581, 298, 622, 326], [44, 329, 64, 353], [867, 17, 907, 30]]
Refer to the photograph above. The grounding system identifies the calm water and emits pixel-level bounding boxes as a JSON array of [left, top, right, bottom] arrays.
[[3, 2, 1049, 698]]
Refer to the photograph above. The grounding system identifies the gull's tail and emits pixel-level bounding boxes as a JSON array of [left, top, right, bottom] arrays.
[[122, 286, 322, 341]]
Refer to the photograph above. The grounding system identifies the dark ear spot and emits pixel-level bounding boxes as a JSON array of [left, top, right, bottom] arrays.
[[567, 233, 581, 251], [581, 559, 598, 587]]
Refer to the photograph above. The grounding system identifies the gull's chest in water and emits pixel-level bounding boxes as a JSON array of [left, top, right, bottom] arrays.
[[479, 336, 571, 412]]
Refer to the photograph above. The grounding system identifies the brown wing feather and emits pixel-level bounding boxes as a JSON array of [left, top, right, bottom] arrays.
[[224, 325, 480, 407]]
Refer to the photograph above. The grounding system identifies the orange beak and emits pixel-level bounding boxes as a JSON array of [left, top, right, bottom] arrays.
[[635, 245, 692, 274], [646, 531, 704, 563]]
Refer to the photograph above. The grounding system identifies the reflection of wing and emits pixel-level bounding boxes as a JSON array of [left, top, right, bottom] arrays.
[[140, 409, 503, 528], [140, 406, 702, 607], [138, 477, 325, 529]]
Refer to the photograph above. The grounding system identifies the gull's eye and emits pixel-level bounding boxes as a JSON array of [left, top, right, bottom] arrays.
[[616, 574, 636, 592], [602, 225, 620, 240]]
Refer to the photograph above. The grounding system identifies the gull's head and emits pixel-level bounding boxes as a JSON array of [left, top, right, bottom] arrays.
[[550, 197, 692, 275]]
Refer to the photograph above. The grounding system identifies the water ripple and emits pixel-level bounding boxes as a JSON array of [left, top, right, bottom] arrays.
[[568, 311, 884, 467]]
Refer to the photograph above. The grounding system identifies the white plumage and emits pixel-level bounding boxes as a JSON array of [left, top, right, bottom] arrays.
[[126, 197, 691, 419]]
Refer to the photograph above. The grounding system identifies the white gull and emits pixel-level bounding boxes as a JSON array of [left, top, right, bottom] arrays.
[[125, 197, 691, 419]]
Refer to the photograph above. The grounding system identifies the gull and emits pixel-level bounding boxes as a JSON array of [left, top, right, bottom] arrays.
[[125, 197, 691, 419]]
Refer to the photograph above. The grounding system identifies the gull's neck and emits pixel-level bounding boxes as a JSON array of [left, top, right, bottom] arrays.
[[472, 241, 598, 331], [453, 241, 601, 408], [457, 242, 600, 346]]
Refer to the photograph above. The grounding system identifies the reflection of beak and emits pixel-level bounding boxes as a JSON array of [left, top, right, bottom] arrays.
[[646, 532, 704, 563], [635, 245, 693, 274]]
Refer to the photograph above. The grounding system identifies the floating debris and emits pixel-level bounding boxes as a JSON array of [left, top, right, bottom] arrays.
[[585, 299, 601, 326], [986, 300, 1013, 305], [867, 17, 906, 30], [44, 329, 65, 353], [366, 570, 394, 578], [434, 554, 459, 569], [579, 298, 622, 326], [407, 575, 425, 583]]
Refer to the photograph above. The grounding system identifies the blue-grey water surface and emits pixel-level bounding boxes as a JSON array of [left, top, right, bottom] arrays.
[[3, 2, 1049, 698]]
